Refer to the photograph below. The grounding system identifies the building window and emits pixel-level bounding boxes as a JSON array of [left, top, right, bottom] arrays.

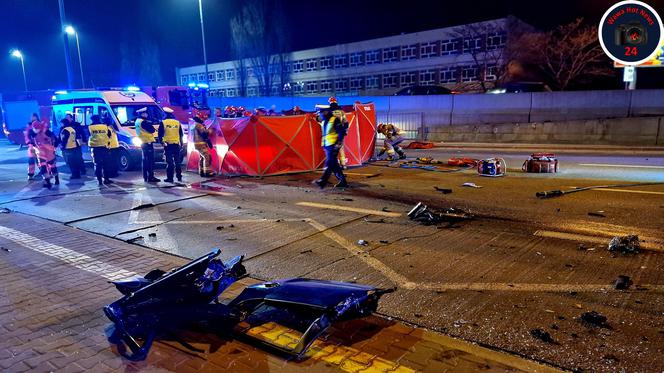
[[293, 82, 303, 94], [180, 76, 188, 85], [382, 47, 399, 63], [463, 37, 483, 53], [198, 73, 206, 82], [461, 65, 478, 82], [400, 71, 417, 86], [218, 89, 226, 97], [319, 80, 333, 93], [485, 64, 498, 81], [419, 69, 437, 85], [440, 67, 457, 83], [306, 59, 317, 72], [440, 39, 460, 55], [420, 41, 438, 58], [293, 60, 304, 73], [247, 86, 258, 96], [305, 81, 318, 94], [349, 52, 364, 67], [366, 75, 380, 89], [271, 85, 280, 96], [382, 73, 399, 88], [208, 72, 215, 82], [334, 54, 348, 69], [365, 49, 381, 65], [246, 67, 254, 77], [401, 44, 417, 60], [226, 88, 237, 97], [487, 32, 507, 50], [226, 69, 235, 80], [334, 79, 348, 93], [350, 77, 364, 91], [319, 56, 332, 70], [216, 71, 225, 81]]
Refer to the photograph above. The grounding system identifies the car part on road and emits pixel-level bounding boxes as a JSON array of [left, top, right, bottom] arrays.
[[535, 182, 664, 199], [522, 153, 559, 173], [588, 211, 606, 218], [478, 158, 507, 177], [580, 311, 609, 328], [434, 186, 453, 194], [462, 182, 482, 188], [407, 202, 473, 225], [608, 235, 641, 254], [614, 275, 633, 290], [104, 249, 393, 361]]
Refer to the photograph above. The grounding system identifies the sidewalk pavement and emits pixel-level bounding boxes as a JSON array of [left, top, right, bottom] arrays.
[[0, 211, 561, 373], [408, 142, 664, 154]]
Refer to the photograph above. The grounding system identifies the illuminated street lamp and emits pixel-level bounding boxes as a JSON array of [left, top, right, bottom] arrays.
[[65, 25, 85, 88], [195, 0, 209, 84], [10, 49, 27, 91]]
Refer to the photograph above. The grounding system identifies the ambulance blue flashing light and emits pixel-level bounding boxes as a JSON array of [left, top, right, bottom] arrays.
[[126, 86, 141, 92]]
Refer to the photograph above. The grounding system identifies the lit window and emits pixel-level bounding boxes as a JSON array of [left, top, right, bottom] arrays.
[[420, 42, 438, 58], [382, 73, 399, 88], [401, 44, 417, 60], [400, 71, 417, 86], [320, 80, 333, 93], [334, 79, 348, 93], [226, 69, 235, 80], [366, 75, 380, 89], [293, 60, 304, 73], [306, 59, 317, 72], [382, 47, 399, 63], [319, 57, 332, 70], [350, 52, 364, 67], [334, 54, 348, 69], [419, 69, 437, 85], [365, 50, 381, 65]]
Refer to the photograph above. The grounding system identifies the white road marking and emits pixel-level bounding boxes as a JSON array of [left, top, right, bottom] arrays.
[[596, 188, 664, 195], [578, 163, 664, 169], [0, 225, 136, 281], [417, 282, 664, 292], [296, 202, 402, 217], [133, 218, 309, 225]]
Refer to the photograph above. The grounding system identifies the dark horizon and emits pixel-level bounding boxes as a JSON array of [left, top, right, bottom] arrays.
[[1, 0, 662, 92]]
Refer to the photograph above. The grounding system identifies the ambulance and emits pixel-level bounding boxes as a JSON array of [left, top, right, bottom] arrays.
[[51, 89, 186, 171]]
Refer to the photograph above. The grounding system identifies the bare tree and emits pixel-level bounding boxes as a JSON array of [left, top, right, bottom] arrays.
[[230, 0, 291, 97], [518, 18, 614, 90]]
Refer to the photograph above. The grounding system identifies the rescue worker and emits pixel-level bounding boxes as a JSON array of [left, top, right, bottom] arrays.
[[192, 116, 215, 177], [24, 114, 40, 180], [65, 113, 87, 175], [88, 115, 113, 186], [377, 123, 407, 161], [291, 106, 303, 115], [28, 120, 60, 188], [135, 108, 160, 183], [59, 118, 84, 179], [329, 97, 349, 169], [158, 107, 183, 183], [313, 103, 348, 189], [105, 114, 121, 178]]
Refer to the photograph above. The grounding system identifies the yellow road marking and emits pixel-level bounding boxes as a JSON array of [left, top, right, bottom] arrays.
[[578, 163, 664, 169], [297, 202, 402, 217], [596, 188, 664, 195], [534, 230, 662, 251]]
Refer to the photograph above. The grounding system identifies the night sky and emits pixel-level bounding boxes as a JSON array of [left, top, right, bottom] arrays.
[[1, 0, 662, 92]]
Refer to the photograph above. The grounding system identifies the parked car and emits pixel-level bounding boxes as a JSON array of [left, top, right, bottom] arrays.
[[394, 85, 455, 95], [487, 82, 552, 94]]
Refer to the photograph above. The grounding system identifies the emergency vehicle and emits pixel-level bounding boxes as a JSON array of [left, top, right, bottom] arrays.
[[1, 90, 54, 144], [51, 90, 186, 171], [141, 84, 210, 124]]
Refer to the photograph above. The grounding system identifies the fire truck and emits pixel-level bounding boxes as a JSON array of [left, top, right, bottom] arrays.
[[141, 84, 210, 124]]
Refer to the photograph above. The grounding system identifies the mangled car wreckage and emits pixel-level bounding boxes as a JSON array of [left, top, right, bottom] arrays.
[[104, 249, 393, 360]]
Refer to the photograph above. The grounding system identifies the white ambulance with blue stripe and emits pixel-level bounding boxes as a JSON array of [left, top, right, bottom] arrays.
[[52, 89, 185, 171]]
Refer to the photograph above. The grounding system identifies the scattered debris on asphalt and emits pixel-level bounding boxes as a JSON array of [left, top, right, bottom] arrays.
[[536, 182, 664, 199], [530, 328, 555, 343], [229, 224, 235, 228], [0, 208, 11, 213], [1, 247, 11, 252], [614, 275, 632, 290], [300, 249, 313, 254], [216, 226, 224, 230], [608, 235, 640, 254], [380, 240, 389, 244], [408, 202, 473, 225], [357, 240, 369, 246], [434, 186, 453, 194], [382, 207, 391, 212], [580, 311, 609, 328], [168, 207, 182, 213], [148, 233, 157, 238], [226, 238, 237, 241], [363, 217, 386, 224], [131, 203, 155, 211], [127, 236, 144, 243], [588, 211, 606, 218], [462, 182, 482, 188], [366, 173, 382, 178], [336, 198, 354, 201]]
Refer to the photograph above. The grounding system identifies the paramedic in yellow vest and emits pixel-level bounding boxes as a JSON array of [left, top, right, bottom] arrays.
[[192, 116, 214, 177], [105, 114, 121, 178], [59, 118, 84, 179], [88, 115, 113, 186], [135, 107, 160, 183], [313, 102, 348, 189], [158, 107, 183, 183]]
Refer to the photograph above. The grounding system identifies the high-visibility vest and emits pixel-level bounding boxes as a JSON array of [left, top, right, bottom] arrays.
[[162, 119, 181, 145], [108, 126, 119, 149], [135, 118, 155, 144], [322, 117, 340, 147], [88, 123, 110, 148], [61, 126, 78, 149]]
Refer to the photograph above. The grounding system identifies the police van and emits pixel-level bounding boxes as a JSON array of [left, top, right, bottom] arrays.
[[52, 90, 186, 171]]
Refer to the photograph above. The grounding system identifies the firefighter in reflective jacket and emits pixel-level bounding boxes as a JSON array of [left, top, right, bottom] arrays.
[[158, 107, 183, 183], [313, 102, 348, 189], [59, 118, 84, 179], [135, 107, 160, 183], [88, 115, 113, 186], [377, 123, 406, 161], [329, 97, 349, 168], [193, 116, 214, 177], [105, 115, 121, 178]]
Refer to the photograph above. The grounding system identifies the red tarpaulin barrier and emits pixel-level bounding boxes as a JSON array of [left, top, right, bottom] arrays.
[[186, 102, 376, 176]]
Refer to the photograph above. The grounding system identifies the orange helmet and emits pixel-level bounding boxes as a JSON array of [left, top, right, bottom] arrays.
[[328, 96, 337, 104]]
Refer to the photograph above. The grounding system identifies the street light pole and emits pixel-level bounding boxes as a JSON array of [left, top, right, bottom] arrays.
[[66, 26, 85, 88], [11, 50, 28, 91], [58, 0, 74, 89], [198, 0, 209, 84]]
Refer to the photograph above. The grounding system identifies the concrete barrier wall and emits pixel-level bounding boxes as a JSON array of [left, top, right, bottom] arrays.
[[208, 89, 664, 146]]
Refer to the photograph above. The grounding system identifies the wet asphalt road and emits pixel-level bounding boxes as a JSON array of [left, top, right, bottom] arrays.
[[1, 140, 663, 372]]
